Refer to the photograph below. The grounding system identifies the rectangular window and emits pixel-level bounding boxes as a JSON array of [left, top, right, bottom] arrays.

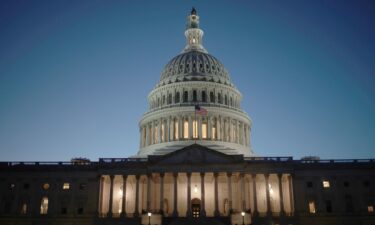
[[306, 181, 313, 188], [174, 121, 179, 140], [202, 122, 207, 139], [63, 183, 70, 190], [368, 205, 374, 213], [40, 197, 48, 214], [193, 120, 198, 138], [309, 201, 316, 213], [211, 126, 216, 140], [322, 180, 330, 188], [183, 121, 189, 139]]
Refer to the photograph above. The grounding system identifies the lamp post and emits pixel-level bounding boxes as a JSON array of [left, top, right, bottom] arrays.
[[147, 212, 152, 225], [241, 211, 245, 225]]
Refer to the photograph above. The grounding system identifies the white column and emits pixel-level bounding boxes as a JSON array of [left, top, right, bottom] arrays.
[[187, 173, 192, 216], [227, 173, 232, 213], [200, 172, 206, 216], [160, 173, 164, 214], [147, 174, 152, 211], [135, 175, 140, 217], [145, 125, 149, 146], [252, 174, 258, 216], [288, 175, 294, 214], [265, 174, 271, 215], [278, 174, 284, 215], [167, 118, 171, 142], [109, 175, 114, 217], [159, 119, 162, 143], [121, 175, 127, 217], [198, 116, 202, 139], [173, 173, 178, 216], [98, 176, 104, 216], [214, 173, 220, 216]]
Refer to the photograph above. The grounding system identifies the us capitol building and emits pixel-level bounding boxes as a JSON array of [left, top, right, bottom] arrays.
[[1, 8, 374, 225]]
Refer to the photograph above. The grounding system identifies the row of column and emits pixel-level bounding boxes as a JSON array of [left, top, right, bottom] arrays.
[[98, 172, 293, 218], [149, 88, 241, 110], [140, 116, 250, 148]]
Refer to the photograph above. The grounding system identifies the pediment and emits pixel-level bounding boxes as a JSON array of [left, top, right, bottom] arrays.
[[148, 144, 243, 165]]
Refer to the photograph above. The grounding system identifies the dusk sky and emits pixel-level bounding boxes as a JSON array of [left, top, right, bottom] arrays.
[[0, 0, 374, 161]]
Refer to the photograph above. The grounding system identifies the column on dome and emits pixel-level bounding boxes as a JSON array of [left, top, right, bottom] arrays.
[[179, 116, 183, 140], [159, 118, 163, 143], [207, 116, 212, 139], [151, 121, 155, 144], [198, 116, 202, 139], [168, 117, 172, 141], [219, 117, 223, 141], [190, 115, 195, 139], [236, 120, 240, 144]]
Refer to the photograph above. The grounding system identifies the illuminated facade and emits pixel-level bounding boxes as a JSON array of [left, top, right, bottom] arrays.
[[1, 8, 375, 225]]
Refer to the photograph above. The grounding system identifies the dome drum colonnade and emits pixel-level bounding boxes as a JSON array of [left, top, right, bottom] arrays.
[[138, 8, 253, 157]]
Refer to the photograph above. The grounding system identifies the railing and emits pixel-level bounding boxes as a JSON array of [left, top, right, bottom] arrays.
[[99, 158, 148, 163], [298, 159, 375, 164], [0, 161, 95, 166], [144, 102, 247, 115], [244, 157, 293, 162]]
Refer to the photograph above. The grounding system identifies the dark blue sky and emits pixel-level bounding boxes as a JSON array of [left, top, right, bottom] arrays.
[[0, 0, 374, 161]]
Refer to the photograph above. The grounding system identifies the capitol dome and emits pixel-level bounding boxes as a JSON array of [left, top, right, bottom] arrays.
[[137, 8, 254, 157], [158, 51, 232, 87]]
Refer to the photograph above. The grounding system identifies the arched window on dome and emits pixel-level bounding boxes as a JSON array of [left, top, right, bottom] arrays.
[[218, 93, 222, 104], [183, 119, 189, 139], [163, 95, 166, 106], [211, 118, 217, 140], [183, 91, 188, 103], [202, 91, 207, 102], [193, 119, 198, 139], [210, 92, 215, 103], [175, 92, 180, 103], [202, 120, 207, 139], [193, 90, 197, 102], [225, 95, 228, 106], [168, 94, 172, 105], [161, 122, 165, 142], [230, 97, 233, 107], [157, 98, 160, 107], [174, 119, 179, 140]]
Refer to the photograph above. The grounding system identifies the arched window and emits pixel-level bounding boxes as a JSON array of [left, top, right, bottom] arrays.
[[157, 98, 160, 107], [174, 119, 179, 140], [225, 95, 228, 105], [210, 92, 214, 103], [202, 91, 207, 102], [193, 120, 198, 139], [175, 92, 180, 103], [218, 93, 222, 104], [183, 119, 189, 139], [202, 121, 207, 139], [230, 97, 233, 106], [168, 94, 172, 104], [40, 197, 48, 214], [162, 95, 166, 105], [193, 90, 197, 102], [212, 118, 217, 140], [183, 91, 188, 103]]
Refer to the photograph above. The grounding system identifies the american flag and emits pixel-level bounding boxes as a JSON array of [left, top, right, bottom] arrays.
[[195, 105, 207, 116]]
